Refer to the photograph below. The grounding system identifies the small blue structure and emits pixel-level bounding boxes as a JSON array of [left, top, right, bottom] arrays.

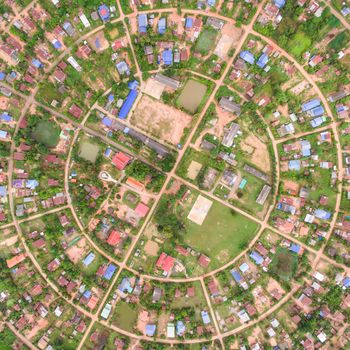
[[308, 105, 324, 117], [343, 277, 350, 288], [138, 14, 148, 33], [256, 53, 269, 68], [26, 179, 39, 190], [32, 59, 43, 69], [0, 72, 5, 81], [116, 61, 130, 75], [176, 321, 186, 336], [83, 290, 91, 299], [185, 17, 193, 28], [108, 94, 114, 102], [239, 263, 250, 273], [201, 311, 211, 325], [162, 49, 173, 65], [300, 140, 311, 157], [274, 0, 286, 8], [301, 98, 320, 112], [289, 243, 301, 254], [82, 252, 95, 266], [102, 116, 112, 127], [239, 179, 247, 189], [52, 39, 62, 50], [158, 17, 166, 34], [146, 324, 157, 337], [0, 130, 8, 139], [314, 209, 331, 220], [288, 160, 301, 171], [128, 80, 139, 90], [207, 0, 216, 6], [104, 147, 112, 157], [0, 112, 12, 122], [118, 89, 138, 119], [103, 264, 117, 280], [231, 269, 242, 283], [311, 116, 326, 128], [0, 186, 7, 197], [240, 50, 255, 64], [118, 277, 133, 293], [98, 4, 110, 21], [250, 251, 264, 265]]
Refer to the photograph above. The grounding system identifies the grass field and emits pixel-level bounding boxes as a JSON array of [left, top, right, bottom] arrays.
[[184, 199, 260, 268], [195, 28, 218, 55], [112, 302, 138, 332], [32, 120, 60, 148], [78, 138, 100, 163], [289, 32, 311, 58]]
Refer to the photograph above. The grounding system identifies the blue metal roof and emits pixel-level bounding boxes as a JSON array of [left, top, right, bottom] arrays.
[[240, 50, 255, 64], [310, 116, 326, 128], [231, 269, 242, 282], [26, 179, 39, 190], [52, 39, 62, 49], [207, 0, 216, 6], [274, 0, 286, 8], [158, 18, 166, 34], [0, 186, 7, 197], [302, 98, 320, 112], [176, 321, 186, 336], [250, 251, 264, 265], [102, 116, 112, 127], [83, 290, 91, 299], [201, 311, 211, 324], [146, 324, 157, 336], [0, 113, 12, 122], [116, 61, 129, 75], [98, 4, 110, 21], [343, 277, 350, 288], [314, 209, 331, 220], [138, 14, 148, 33], [185, 17, 193, 28], [256, 53, 269, 68], [289, 243, 301, 254], [308, 105, 324, 117], [162, 49, 173, 65], [128, 80, 139, 90], [82, 252, 95, 266], [118, 89, 138, 119], [103, 264, 117, 280], [0, 130, 8, 139], [32, 59, 43, 69], [288, 160, 301, 171], [0, 72, 6, 80]]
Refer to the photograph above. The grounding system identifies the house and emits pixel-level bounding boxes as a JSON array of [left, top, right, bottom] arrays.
[[167, 323, 175, 338], [116, 61, 130, 75], [274, 0, 286, 8], [118, 89, 138, 119], [146, 324, 157, 337], [69, 104, 83, 118], [198, 254, 210, 268], [135, 203, 149, 217], [219, 97, 241, 116], [256, 185, 271, 205], [250, 251, 264, 265], [222, 122, 240, 147], [82, 252, 95, 266], [162, 49, 173, 65], [301, 98, 320, 112], [154, 73, 180, 90], [101, 303, 112, 319], [240, 51, 255, 64], [201, 310, 211, 324], [62, 21, 75, 36], [176, 321, 186, 336], [185, 17, 193, 29], [155, 252, 175, 275], [308, 105, 324, 117], [106, 230, 122, 246], [6, 253, 26, 268], [289, 160, 301, 171], [98, 4, 110, 21], [138, 14, 148, 33], [158, 17, 166, 34], [103, 264, 117, 280], [112, 151, 131, 170], [314, 209, 331, 220], [311, 116, 326, 128], [256, 53, 269, 68]]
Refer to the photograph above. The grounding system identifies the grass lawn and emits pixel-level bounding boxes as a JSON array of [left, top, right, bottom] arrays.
[[78, 138, 100, 163], [112, 302, 138, 332], [170, 281, 206, 309], [184, 200, 260, 269], [32, 120, 60, 148], [289, 32, 311, 57], [195, 28, 218, 55], [270, 248, 298, 281]]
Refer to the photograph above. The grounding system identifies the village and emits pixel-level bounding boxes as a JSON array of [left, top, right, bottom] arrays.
[[0, 0, 350, 349]]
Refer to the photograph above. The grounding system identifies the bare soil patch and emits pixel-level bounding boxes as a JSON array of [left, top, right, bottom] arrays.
[[131, 95, 192, 145]]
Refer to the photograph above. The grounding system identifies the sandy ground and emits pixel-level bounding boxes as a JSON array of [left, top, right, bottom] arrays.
[[187, 160, 202, 180], [26, 318, 48, 340], [241, 134, 271, 173], [131, 95, 192, 145], [88, 31, 109, 52], [143, 78, 165, 100], [214, 24, 242, 60], [129, 16, 138, 35], [144, 240, 159, 256], [266, 278, 285, 298], [168, 13, 184, 36], [187, 195, 212, 225], [66, 237, 86, 264]]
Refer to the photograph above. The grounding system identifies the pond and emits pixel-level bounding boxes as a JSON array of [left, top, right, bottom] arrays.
[[178, 79, 207, 114]]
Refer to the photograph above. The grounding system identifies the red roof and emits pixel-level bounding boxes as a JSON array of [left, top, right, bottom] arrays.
[[135, 202, 149, 217], [14, 152, 24, 161], [176, 245, 189, 256], [155, 252, 175, 273], [107, 230, 122, 246], [198, 254, 210, 268], [68, 104, 83, 118], [112, 152, 131, 170]]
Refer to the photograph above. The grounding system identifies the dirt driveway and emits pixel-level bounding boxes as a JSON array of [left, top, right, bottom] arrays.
[[131, 95, 192, 145]]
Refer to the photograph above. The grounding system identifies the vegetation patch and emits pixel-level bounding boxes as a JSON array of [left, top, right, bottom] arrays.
[[32, 119, 60, 148]]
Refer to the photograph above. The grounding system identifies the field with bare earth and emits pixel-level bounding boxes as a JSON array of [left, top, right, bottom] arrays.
[[131, 95, 192, 145]]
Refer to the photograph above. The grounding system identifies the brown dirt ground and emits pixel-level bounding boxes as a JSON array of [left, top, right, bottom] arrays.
[[131, 95, 192, 145], [241, 134, 271, 173], [144, 240, 159, 256], [66, 237, 87, 264]]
